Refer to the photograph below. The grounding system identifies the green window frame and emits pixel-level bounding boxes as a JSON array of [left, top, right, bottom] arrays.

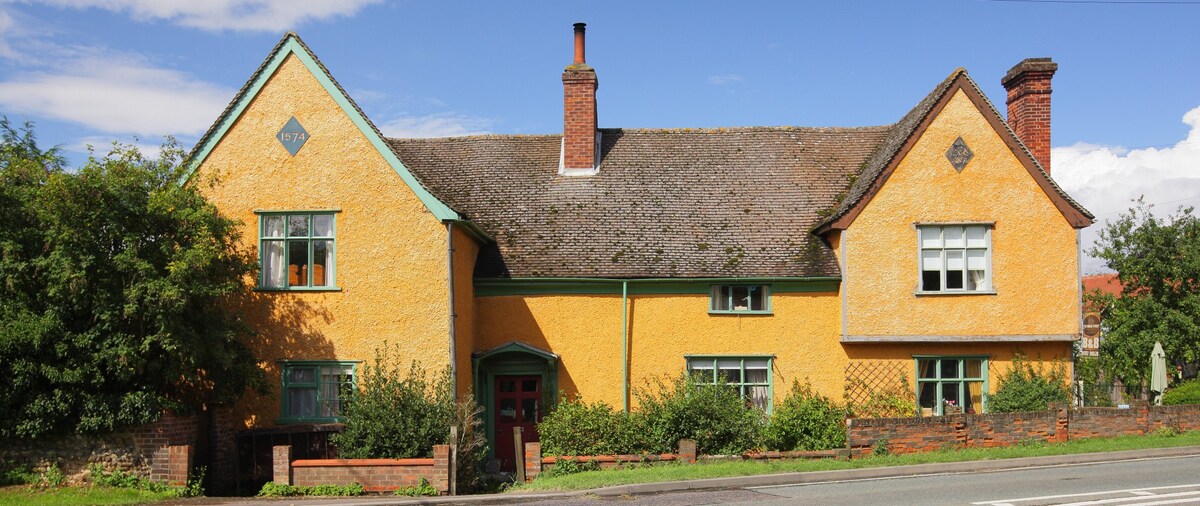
[[279, 361, 357, 423], [709, 285, 771, 314], [258, 212, 337, 290], [686, 356, 773, 411], [915, 356, 988, 416]]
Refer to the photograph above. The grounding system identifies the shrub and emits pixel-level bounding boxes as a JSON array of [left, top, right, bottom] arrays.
[[844, 376, 917, 418], [988, 355, 1071, 413], [539, 458, 601, 478], [451, 395, 489, 493], [635, 374, 763, 455], [257, 482, 365, 497], [331, 344, 454, 459], [1162, 379, 1200, 405], [1, 465, 37, 486], [538, 397, 647, 456], [394, 478, 438, 497], [765, 382, 848, 451]]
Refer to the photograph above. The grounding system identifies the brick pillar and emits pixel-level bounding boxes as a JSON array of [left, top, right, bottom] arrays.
[[1048, 403, 1069, 443], [166, 445, 193, 485], [1134, 400, 1150, 434], [1002, 58, 1057, 173], [524, 442, 542, 482], [678, 439, 697, 464], [432, 445, 450, 495], [272, 445, 292, 485], [210, 406, 238, 493]]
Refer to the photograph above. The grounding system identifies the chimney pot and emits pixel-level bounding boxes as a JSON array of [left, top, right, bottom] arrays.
[[1002, 57, 1057, 173], [573, 23, 586, 65]]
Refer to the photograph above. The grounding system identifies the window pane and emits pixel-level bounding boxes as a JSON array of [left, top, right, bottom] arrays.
[[499, 399, 516, 422], [718, 359, 741, 383], [690, 360, 714, 382], [748, 286, 765, 311], [744, 367, 768, 384], [966, 226, 987, 247], [731, 286, 750, 310], [921, 250, 942, 270], [712, 286, 730, 311], [287, 215, 309, 237], [922, 270, 941, 291], [263, 216, 285, 238], [919, 382, 938, 409], [313, 215, 333, 237], [946, 269, 964, 290], [918, 359, 936, 379], [920, 227, 942, 248], [968, 381, 983, 414], [965, 359, 983, 379], [748, 386, 769, 410], [262, 240, 286, 288], [288, 388, 317, 417], [521, 398, 538, 423], [940, 359, 961, 379], [288, 240, 309, 286], [313, 240, 332, 286], [287, 367, 316, 384], [522, 379, 538, 392], [946, 250, 965, 270], [942, 382, 962, 407], [944, 226, 965, 248]]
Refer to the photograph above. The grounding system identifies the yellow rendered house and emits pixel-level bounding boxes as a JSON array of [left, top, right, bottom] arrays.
[[184, 26, 1091, 471]]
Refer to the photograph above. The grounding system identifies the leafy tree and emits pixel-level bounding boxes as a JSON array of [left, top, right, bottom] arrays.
[[1090, 199, 1200, 386], [0, 119, 262, 438]]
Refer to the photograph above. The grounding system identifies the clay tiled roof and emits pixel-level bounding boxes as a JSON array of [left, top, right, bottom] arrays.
[[389, 126, 890, 278]]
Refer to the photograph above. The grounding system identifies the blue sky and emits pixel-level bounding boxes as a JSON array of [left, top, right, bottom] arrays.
[[1, 0, 1198, 272]]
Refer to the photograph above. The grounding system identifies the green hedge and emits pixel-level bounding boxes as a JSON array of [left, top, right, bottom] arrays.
[[988, 355, 1071, 413], [1162, 379, 1200, 405], [765, 382, 847, 451]]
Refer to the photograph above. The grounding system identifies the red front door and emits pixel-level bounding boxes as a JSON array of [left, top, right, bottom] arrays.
[[494, 375, 542, 472]]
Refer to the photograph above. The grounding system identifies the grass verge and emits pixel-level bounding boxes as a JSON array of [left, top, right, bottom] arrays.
[[0, 485, 178, 506], [515, 429, 1200, 492]]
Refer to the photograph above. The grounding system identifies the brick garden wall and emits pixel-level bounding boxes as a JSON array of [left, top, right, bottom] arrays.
[[848, 402, 1200, 456], [0, 411, 197, 484], [274, 444, 451, 494]]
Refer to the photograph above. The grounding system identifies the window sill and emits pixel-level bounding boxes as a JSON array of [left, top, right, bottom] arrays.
[[708, 310, 773, 316], [913, 290, 997, 297], [255, 286, 342, 292]]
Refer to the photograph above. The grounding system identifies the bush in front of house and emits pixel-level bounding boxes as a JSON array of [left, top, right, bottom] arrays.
[[987, 354, 1071, 413], [331, 344, 454, 459], [538, 397, 648, 456], [765, 382, 848, 451], [1162, 379, 1200, 405], [635, 375, 764, 455]]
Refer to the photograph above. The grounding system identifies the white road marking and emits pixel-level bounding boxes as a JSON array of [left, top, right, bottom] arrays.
[[973, 484, 1200, 505], [1132, 491, 1158, 496], [1056, 490, 1200, 505]]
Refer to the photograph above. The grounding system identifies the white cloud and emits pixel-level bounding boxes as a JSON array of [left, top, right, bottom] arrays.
[[1053, 105, 1200, 273], [708, 74, 743, 85], [0, 9, 15, 59], [72, 135, 165, 159], [27, 0, 381, 32], [0, 49, 233, 136], [378, 113, 495, 138]]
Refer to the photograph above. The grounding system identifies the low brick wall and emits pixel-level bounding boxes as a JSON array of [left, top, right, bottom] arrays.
[[273, 445, 450, 494], [0, 411, 197, 484], [849, 403, 1200, 456]]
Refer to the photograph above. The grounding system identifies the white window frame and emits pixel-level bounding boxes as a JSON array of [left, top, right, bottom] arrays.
[[916, 223, 993, 294]]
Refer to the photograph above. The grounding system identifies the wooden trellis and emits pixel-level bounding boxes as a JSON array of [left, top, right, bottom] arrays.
[[844, 361, 909, 406]]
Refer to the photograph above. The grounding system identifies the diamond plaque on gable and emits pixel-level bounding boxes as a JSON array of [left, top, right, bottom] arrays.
[[945, 136, 973, 172], [276, 116, 309, 156]]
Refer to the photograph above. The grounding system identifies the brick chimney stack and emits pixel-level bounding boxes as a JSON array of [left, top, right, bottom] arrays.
[[562, 22, 598, 173], [1002, 58, 1057, 173]]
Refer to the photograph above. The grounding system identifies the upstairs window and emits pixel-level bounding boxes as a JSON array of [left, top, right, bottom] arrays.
[[919, 225, 991, 293], [260, 213, 336, 289], [710, 285, 770, 313]]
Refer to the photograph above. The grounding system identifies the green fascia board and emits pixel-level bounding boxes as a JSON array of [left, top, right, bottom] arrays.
[[474, 277, 840, 296], [180, 33, 460, 222]]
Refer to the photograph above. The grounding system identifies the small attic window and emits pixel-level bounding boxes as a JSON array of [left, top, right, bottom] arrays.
[[710, 285, 770, 314]]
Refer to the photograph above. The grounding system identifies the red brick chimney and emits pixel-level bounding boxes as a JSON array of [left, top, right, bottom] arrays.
[[562, 22, 598, 173], [1002, 58, 1057, 173]]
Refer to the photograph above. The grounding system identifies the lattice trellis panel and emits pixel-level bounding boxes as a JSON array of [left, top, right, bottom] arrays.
[[844, 361, 910, 406]]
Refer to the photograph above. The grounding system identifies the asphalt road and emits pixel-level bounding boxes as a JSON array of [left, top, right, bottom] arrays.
[[516, 454, 1200, 505]]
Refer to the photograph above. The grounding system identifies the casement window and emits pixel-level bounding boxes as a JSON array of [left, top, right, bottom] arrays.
[[687, 356, 772, 411], [280, 361, 356, 423], [709, 285, 770, 313], [259, 212, 336, 289], [916, 356, 987, 416], [918, 225, 991, 293]]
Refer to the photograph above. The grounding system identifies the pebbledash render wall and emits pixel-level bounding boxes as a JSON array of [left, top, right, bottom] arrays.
[[190, 53, 455, 426], [474, 291, 843, 408]]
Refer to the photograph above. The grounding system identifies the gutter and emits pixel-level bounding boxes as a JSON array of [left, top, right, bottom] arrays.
[[447, 222, 457, 397]]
